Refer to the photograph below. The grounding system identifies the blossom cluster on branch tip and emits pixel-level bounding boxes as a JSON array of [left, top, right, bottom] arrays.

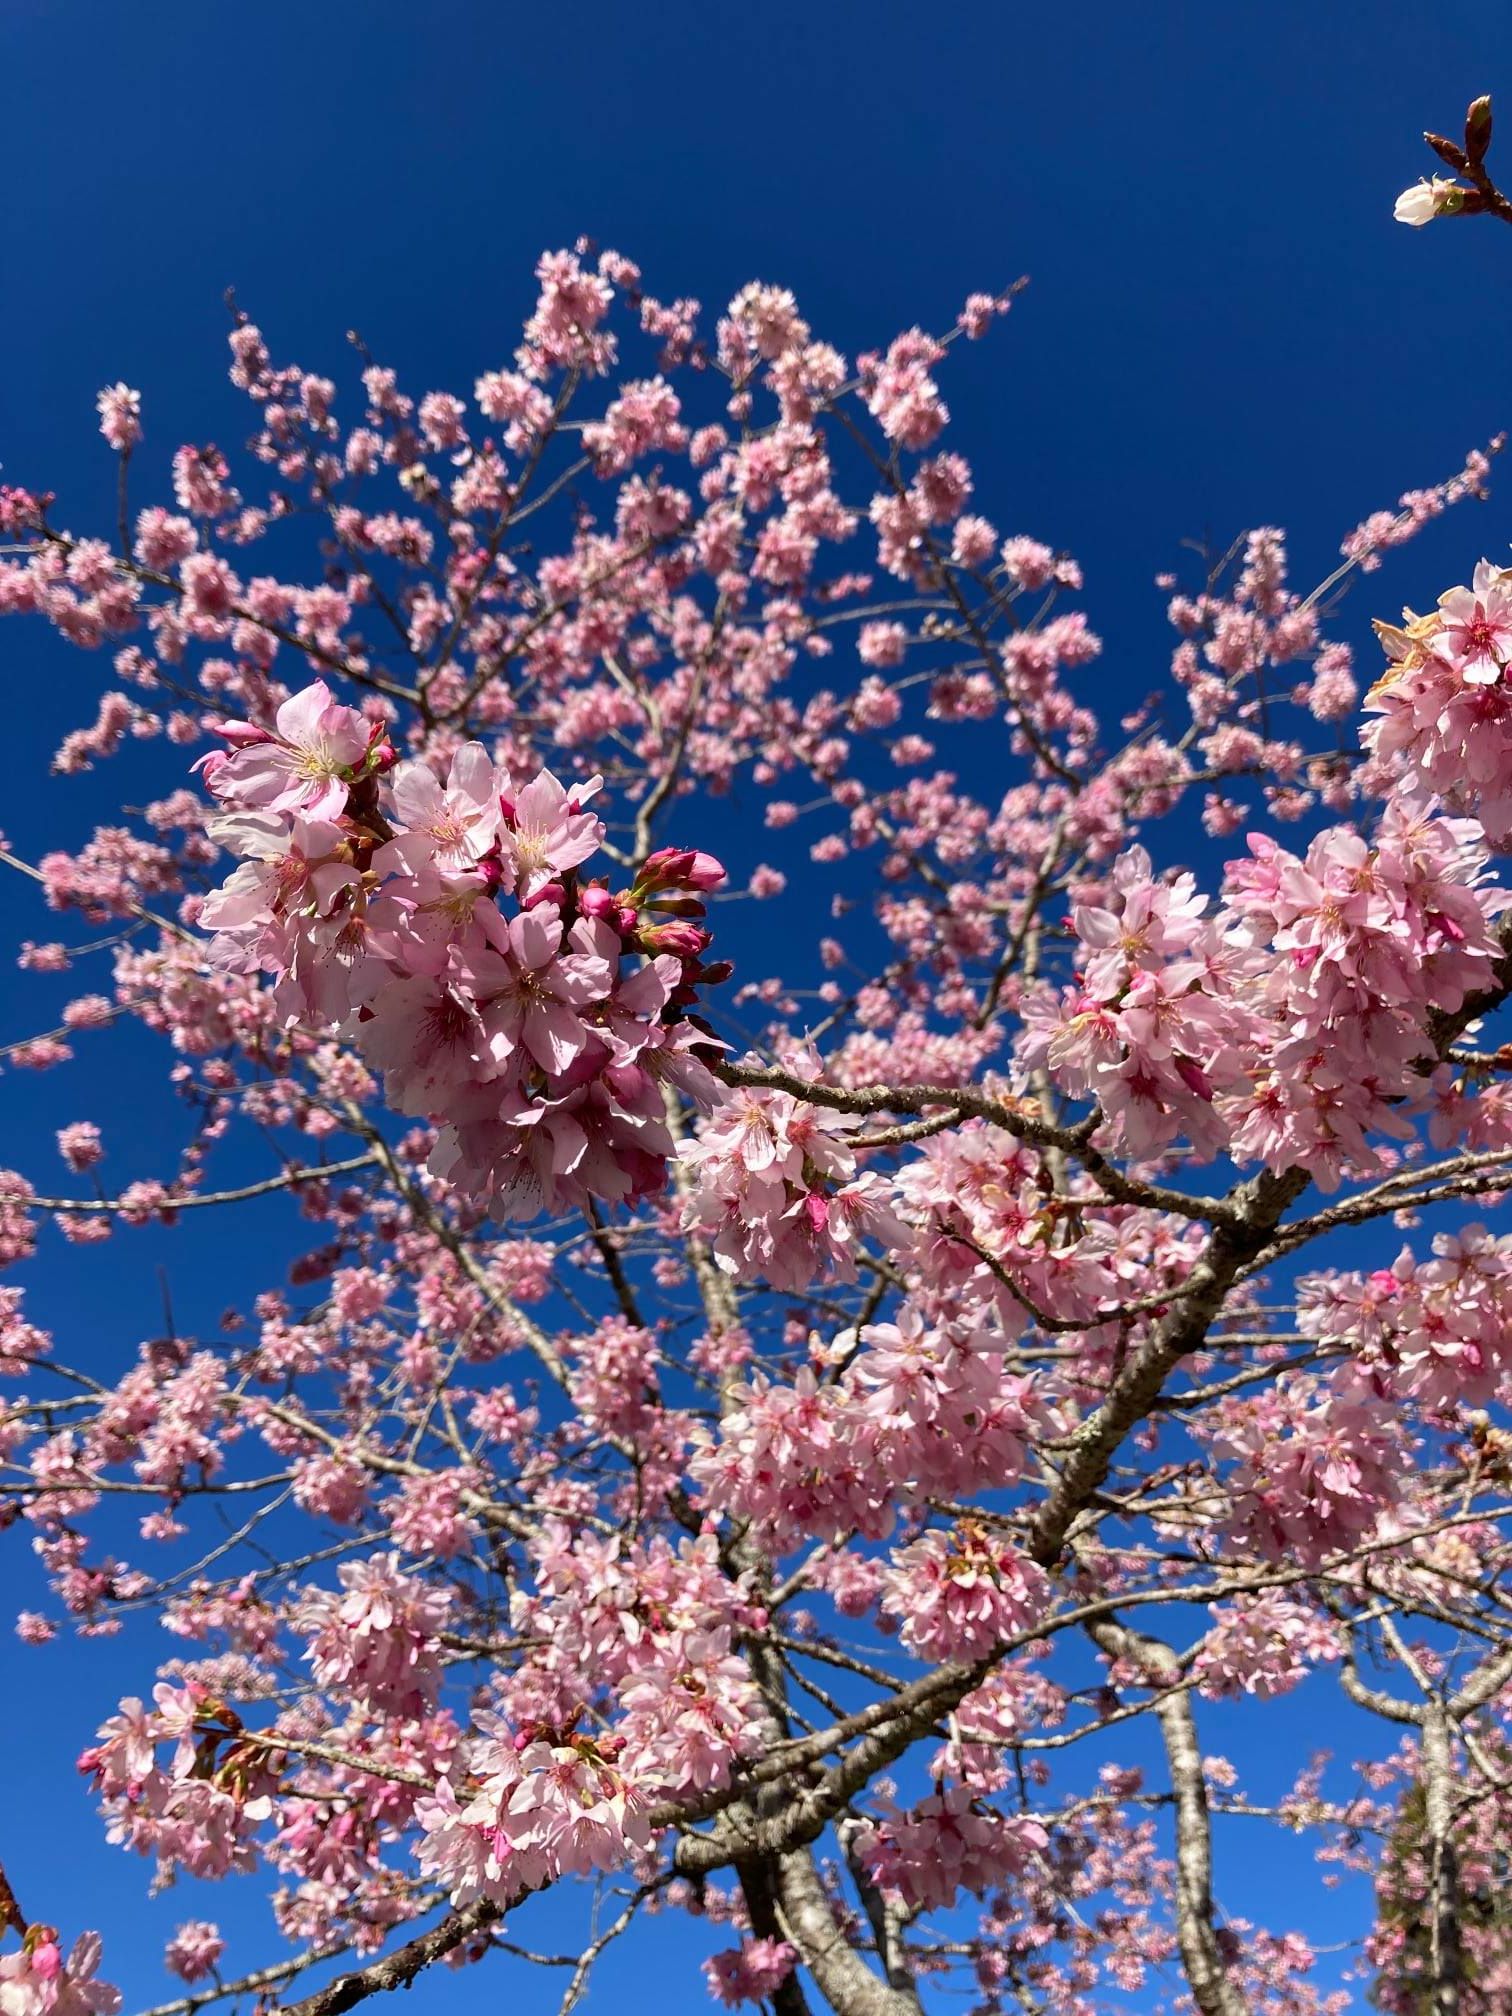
[[703, 1938, 797, 2008], [1020, 804, 1506, 1191], [853, 1788, 1049, 1914], [0, 1933, 119, 2016], [196, 678, 731, 1218]]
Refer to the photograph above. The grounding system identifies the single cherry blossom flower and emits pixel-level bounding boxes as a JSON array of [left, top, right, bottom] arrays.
[[387, 741, 503, 874], [497, 769, 604, 901], [198, 680, 372, 822]]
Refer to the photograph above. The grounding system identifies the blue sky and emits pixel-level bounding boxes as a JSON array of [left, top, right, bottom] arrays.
[[3, 1, 1511, 2010]]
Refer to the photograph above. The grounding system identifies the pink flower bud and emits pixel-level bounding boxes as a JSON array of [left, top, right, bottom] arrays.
[[635, 847, 726, 895], [635, 847, 694, 893], [640, 920, 712, 959]]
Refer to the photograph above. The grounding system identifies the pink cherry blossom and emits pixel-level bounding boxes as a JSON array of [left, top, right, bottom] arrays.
[[198, 680, 374, 822], [496, 769, 605, 902], [386, 742, 502, 875], [0, 1936, 119, 2016]]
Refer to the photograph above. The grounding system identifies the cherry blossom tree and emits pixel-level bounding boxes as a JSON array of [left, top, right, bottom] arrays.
[[8, 89, 1512, 2016]]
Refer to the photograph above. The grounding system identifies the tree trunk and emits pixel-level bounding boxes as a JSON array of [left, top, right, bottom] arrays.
[[776, 1848, 924, 2016], [1088, 1617, 1250, 2016], [1421, 1708, 1464, 2016]]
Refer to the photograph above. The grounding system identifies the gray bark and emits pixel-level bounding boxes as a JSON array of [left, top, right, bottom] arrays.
[[777, 1849, 922, 2016], [1088, 1617, 1249, 2016], [1421, 1708, 1464, 2016]]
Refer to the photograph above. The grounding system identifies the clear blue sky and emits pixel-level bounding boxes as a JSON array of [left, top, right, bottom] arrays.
[[2, 2, 1510, 2010]]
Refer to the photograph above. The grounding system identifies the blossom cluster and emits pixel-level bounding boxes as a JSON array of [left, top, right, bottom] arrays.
[[503, 1529, 766, 1804], [703, 1939, 797, 2008], [79, 1684, 280, 1881], [853, 1787, 1049, 1912], [1022, 804, 1506, 1190], [1206, 1366, 1409, 1567], [1299, 1224, 1512, 1409], [415, 1724, 652, 1907], [1367, 559, 1512, 842], [0, 1934, 119, 2016], [881, 1523, 1050, 1661], [197, 681, 730, 1218], [299, 1553, 452, 1718], [690, 1310, 1052, 1547], [676, 1077, 909, 1289], [1192, 1592, 1343, 1700]]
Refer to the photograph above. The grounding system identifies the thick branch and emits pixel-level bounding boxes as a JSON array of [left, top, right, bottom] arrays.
[[1421, 1708, 1465, 2016], [1087, 1618, 1249, 2016], [277, 1902, 500, 2016], [777, 1849, 920, 2016]]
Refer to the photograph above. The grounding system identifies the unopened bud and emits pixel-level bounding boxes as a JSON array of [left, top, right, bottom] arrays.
[[28, 1939, 62, 1978], [1467, 93, 1494, 163], [1425, 130, 1469, 172], [578, 883, 617, 920], [1393, 176, 1465, 227], [640, 919, 712, 959], [633, 846, 727, 896]]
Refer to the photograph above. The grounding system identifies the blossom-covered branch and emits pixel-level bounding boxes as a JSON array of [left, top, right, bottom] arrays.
[[7, 120, 1512, 2016]]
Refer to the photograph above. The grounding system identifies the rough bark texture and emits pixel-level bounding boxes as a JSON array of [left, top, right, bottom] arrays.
[[777, 1849, 922, 2016], [1088, 1618, 1250, 2016], [1421, 1708, 1464, 2016], [839, 1821, 925, 2016]]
